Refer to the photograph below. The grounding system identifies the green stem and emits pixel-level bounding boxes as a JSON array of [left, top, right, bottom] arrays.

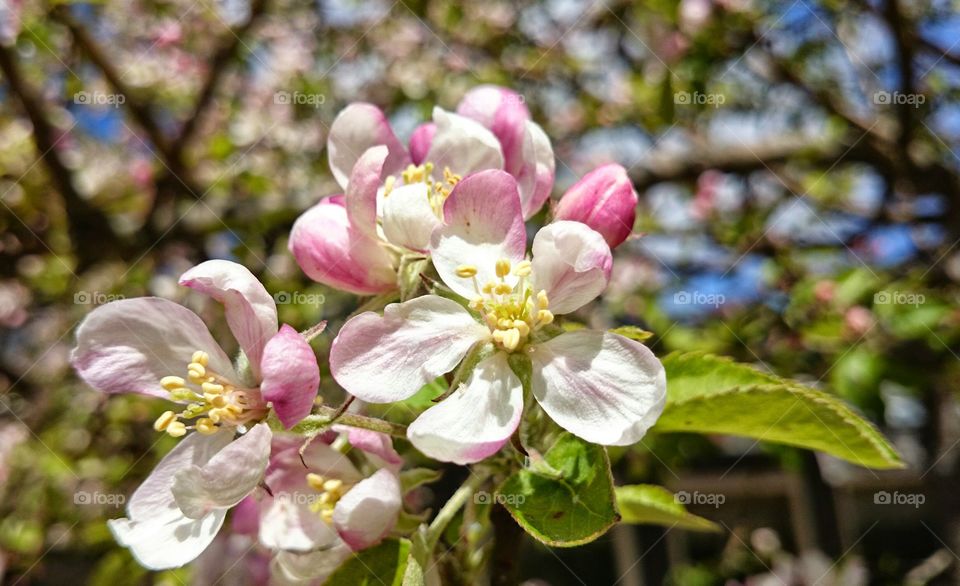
[[289, 407, 407, 437], [426, 469, 491, 551]]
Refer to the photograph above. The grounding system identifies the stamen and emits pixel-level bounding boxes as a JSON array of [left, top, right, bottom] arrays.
[[166, 421, 187, 437], [153, 410, 177, 432], [455, 264, 478, 278], [513, 260, 532, 277], [537, 310, 555, 325], [196, 418, 218, 435], [161, 376, 186, 391], [495, 258, 512, 278]]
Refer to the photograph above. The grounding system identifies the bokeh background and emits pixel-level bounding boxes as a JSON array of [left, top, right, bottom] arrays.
[[1, 0, 959, 584]]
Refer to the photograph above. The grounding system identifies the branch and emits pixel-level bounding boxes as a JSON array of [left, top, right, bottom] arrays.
[[290, 407, 408, 438]]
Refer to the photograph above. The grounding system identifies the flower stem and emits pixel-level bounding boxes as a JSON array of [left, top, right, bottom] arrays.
[[426, 469, 491, 551], [289, 407, 407, 437]]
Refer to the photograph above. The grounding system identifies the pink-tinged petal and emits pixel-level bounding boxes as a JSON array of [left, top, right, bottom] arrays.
[[456, 85, 530, 177], [71, 297, 236, 399], [333, 425, 403, 471], [272, 543, 353, 584], [425, 107, 504, 176], [530, 331, 666, 446], [430, 170, 527, 299], [109, 431, 235, 569], [179, 260, 278, 379], [289, 196, 397, 295], [408, 122, 436, 165], [333, 469, 402, 550], [407, 352, 522, 465], [260, 325, 319, 428], [381, 182, 440, 252], [260, 436, 361, 552], [516, 120, 556, 219], [172, 423, 272, 519], [328, 103, 409, 190], [531, 221, 612, 315], [553, 164, 638, 249], [345, 145, 388, 239], [330, 296, 488, 403], [231, 496, 260, 536]]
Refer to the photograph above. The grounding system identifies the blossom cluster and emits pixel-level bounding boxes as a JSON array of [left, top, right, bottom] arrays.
[[71, 85, 664, 581]]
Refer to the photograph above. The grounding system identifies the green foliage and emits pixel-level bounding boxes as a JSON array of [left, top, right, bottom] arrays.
[[327, 538, 412, 586], [652, 353, 903, 469], [615, 485, 720, 532], [498, 433, 618, 546]]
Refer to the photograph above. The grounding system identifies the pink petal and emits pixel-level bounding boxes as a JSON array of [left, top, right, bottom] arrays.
[[345, 145, 388, 239], [553, 163, 638, 248], [289, 196, 397, 295], [430, 169, 527, 300], [424, 107, 504, 176], [330, 296, 488, 403], [260, 325, 319, 428], [530, 221, 612, 315], [333, 469, 402, 550], [327, 103, 409, 190], [516, 120, 556, 219], [171, 423, 272, 519], [71, 297, 236, 399], [456, 85, 530, 177], [530, 331, 666, 446], [408, 122, 436, 165], [231, 496, 260, 536], [333, 426, 403, 471], [179, 260, 278, 379], [407, 353, 523, 465]]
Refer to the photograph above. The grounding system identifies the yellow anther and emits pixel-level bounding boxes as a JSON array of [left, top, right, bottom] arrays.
[[498, 318, 514, 329], [196, 418, 218, 435], [501, 328, 521, 351], [306, 473, 326, 491], [514, 320, 531, 337], [482, 282, 496, 294], [191, 351, 209, 367], [537, 310, 555, 325], [161, 376, 186, 391], [166, 421, 187, 438], [187, 363, 206, 382], [485, 312, 499, 328], [513, 260, 532, 277], [207, 408, 222, 423], [320, 508, 335, 523], [455, 264, 478, 278], [494, 283, 513, 295], [153, 410, 177, 432], [469, 297, 485, 311], [204, 393, 227, 408], [495, 258, 512, 278], [202, 382, 224, 394], [322, 479, 344, 493], [537, 290, 549, 308], [492, 330, 505, 344]]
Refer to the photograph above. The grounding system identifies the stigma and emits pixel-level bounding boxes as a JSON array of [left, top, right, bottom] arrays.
[[153, 350, 268, 438], [306, 473, 352, 523], [465, 258, 553, 352]]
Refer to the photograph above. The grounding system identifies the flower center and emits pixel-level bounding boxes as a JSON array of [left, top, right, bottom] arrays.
[[383, 162, 462, 218], [305, 473, 353, 524], [457, 258, 554, 352], [152, 350, 269, 438]]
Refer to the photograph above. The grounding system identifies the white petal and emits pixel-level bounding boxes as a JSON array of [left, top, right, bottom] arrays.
[[109, 509, 227, 570], [530, 331, 666, 446], [425, 107, 504, 176], [71, 298, 236, 399], [531, 221, 612, 315], [516, 120, 555, 219], [327, 103, 409, 190], [272, 543, 353, 584], [333, 469, 402, 550], [407, 353, 523, 464], [330, 296, 488, 403], [172, 424, 272, 519], [381, 182, 440, 252]]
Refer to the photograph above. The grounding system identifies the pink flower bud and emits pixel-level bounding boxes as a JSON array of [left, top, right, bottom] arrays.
[[553, 164, 638, 249], [408, 122, 436, 165]]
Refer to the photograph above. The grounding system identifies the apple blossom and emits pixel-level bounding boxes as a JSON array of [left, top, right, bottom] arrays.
[[289, 87, 555, 295], [330, 170, 666, 464], [70, 260, 320, 568], [553, 163, 639, 249]]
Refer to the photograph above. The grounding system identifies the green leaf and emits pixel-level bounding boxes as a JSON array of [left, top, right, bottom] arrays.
[[616, 485, 720, 532], [609, 325, 654, 342], [652, 353, 903, 469], [398, 256, 430, 301], [327, 538, 411, 586], [399, 468, 443, 494], [498, 433, 618, 547]]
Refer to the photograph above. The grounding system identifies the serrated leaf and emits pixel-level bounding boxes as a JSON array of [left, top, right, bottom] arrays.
[[652, 352, 902, 469], [616, 485, 719, 532], [327, 538, 411, 586], [609, 325, 654, 342], [498, 433, 618, 547]]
